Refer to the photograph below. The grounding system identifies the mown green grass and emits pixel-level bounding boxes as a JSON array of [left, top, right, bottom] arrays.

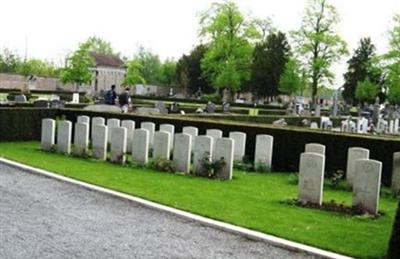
[[0, 141, 397, 258]]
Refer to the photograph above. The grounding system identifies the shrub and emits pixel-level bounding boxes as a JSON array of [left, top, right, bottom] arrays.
[[198, 152, 226, 178], [200, 93, 221, 103], [150, 159, 175, 173]]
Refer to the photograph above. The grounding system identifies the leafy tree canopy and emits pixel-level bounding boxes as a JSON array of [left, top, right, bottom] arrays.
[[355, 77, 380, 103], [123, 60, 145, 86], [83, 36, 116, 56], [279, 58, 303, 96]]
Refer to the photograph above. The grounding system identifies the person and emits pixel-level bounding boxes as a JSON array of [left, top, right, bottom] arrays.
[[104, 85, 117, 105], [118, 87, 131, 113]]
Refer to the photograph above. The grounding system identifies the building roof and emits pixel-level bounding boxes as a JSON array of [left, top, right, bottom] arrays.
[[90, 52, 124, 68]]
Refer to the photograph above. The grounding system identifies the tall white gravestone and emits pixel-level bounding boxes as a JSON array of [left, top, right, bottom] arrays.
[[182, 126, 198, 147], [91, 117, 105, 140], [254, 135, 274, 171], [391, 152, 400, 193], [298, 152, 325, 205], [73, 122, 89, 156], [229, 131, 246, 161], [213, 138, 234, 180], [132, 129, 149, 164], [153, 131, 171, 160], [77, 115, 90, 125], [41, 119, 55, 151], [57, 120, 72, 154], [173, 133, 192, 174], [141, 122, 155, 147], [107, 118, 120, 144], [92, 125, 108, 160], [193, 135, 213, 176], [206, 129, 223, 152], [305, 143, 325, 155], [353, 159, 382, 215], [121, 120, 135, 153], [346, 147, 370, 187], [110, 127, 127, 164], [160, 124, 175, 150]]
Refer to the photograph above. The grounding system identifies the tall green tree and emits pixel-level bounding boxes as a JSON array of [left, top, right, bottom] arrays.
[[159, 59, 177, 87], [355, 78, 380, 103], [199, 0, 259, 98], [342, 38, 382, 104], [249, 31, 290, 99], [0, 48, 20, 73], [176, 45, 214, 96], [123, 60, 145, 86], [60, 42, 94, 89], [292, 0, 348, 104], [134, 47, 162, 85], [84, 36, 116, 56], [385, 14, 400, 105], [279, 58, 303, 96]]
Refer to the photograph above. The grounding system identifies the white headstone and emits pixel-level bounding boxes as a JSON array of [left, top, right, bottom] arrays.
[[193, 135, 213, 176], [57, 120, 72, 154], [298, 152, 325, 205], [107, 118, 120, 144], [121, 120, 135, 153], [132, 129, 149, 164], [141, 122, 155, 147], [305, 143, 325, 155], [391, 152, 400, 193], [41, 119, 55, 151], [389, 120, 395, 134], [229, 131, 246, 161], [72, 93, 80, 103], [353, 159, 382, 215], [77, 115, 90, 125], [182, 126, 198, 147], [92, 124, 108, 160], [91, 117, 105, 139], [173, 133, 192, 174], [206, 129, 223, 151], [394, 119, 399, 134], [254, 135, 274, 171], [213, 138, 234, 180], [110, 127, 127, 164], [310, 122, 319, 129], [357, 117, 368, 133], [73, 122, 89, 156], [153, 131, 171, 160], [160, 124, 175, 150], [346, 147, 370, 187]]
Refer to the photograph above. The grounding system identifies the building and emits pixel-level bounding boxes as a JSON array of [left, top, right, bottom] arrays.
[[89, 52, 126, 94]]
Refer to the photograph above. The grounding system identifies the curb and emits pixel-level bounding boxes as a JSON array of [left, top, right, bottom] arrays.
[[0, 157, 352, 259]]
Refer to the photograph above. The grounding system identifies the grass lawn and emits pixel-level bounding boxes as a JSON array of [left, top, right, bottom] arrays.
[[0, 141, 397, 258]]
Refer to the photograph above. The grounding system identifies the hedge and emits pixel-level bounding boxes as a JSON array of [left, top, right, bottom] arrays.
[[387, 201, 400, 258], [1, 108, 399, 186]]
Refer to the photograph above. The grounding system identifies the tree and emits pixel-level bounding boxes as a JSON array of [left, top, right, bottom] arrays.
[[199, 1, 259, 98], [279, 58, 303, 96], [384, 14, 400, 105], [123, 60, 145, 86], [176, 45, 214, 96], [0, 48, 20, 73], [60, 42, 94, 89], [84, 36, 116, 56], [355, 78, 380, 103], [159, 59, 177, 87], [342, 38, 382, 104], [17, 59, 59, 78], [250, 31, 291, 100], [292, 0, 348, 104], [134, 47, 162, 85]]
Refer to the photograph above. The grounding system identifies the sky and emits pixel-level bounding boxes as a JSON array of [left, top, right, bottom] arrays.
[[0, 0, 399, 87]]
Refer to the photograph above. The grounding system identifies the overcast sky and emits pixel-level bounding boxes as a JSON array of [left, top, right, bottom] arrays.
[[1, 0, 399, 87]]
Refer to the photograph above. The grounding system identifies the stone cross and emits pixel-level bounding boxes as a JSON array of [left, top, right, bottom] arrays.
[[229, 131, 246, 161], [41, 119, 55, 151], [254, 135, 274, 171], [346, 147, 370, 187], [298, 152, 325, 205], [92, 125, 108, 160], [173, 133, 192, 174], [57, 120, 72, 154]]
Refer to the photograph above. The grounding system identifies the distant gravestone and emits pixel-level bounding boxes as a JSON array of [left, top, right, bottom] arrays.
[[107, 118, 120, 144], [394, 119, 399, 134], [357, 117, 369, 133], [315, 104, 321, 117], [229, 131, 246, 161], [141, 122, 155, 147], [41, 119, 55, 151], [160, 124, 175, 150], [155, 101, 168, 114], [50, 100, 65, 108], [92, 125, 108, 160], [193, 135, 213, 176], [34, 100, 50, 108], [77, 115, 90, 125], [222, 102, 230, 113], [73, 122, 89, 156], [392, 152, 400, 193], [57, 120, 72, 154], [182, 126, 198, 147], [254, 135, 273, 171], [305, 143, 325, 155], [132, 129, 149, 165], [205, 102, 216, 113], [206, 129, 223, 152], [91, 117, 105, 140], [310, 122, 319, 129], [121, 120, 135, 153], [298, 152, 325, 205], [346, 147, 370, 187], [84, 104, 121, 113], [136, 107, 161, 115], [273, 118, 287, 126], [15, 94, 27, 103], [173, 133, 192, 174], [110, 127, 127, 164], [153, 131, 171, 160], [353, 159, 382, 215], [213, 138, 234, 180]]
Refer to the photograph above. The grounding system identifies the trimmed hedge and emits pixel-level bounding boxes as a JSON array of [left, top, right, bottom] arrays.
[[1, 108, 399, 186], [387, 201, 400, 259]]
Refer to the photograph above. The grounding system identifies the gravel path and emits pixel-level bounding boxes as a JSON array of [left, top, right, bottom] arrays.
[[0, 163, 313, 259]]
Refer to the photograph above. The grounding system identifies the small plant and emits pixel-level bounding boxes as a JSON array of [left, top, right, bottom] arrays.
[[329, 170, 344, 189], [199, 152, 226, 179], [151, 159, 175, 173], [288, 173, 299, 185], [233, 160, 254, 171], [254, 161, 271, 173]]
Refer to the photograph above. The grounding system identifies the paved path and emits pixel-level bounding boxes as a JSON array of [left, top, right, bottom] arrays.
[[0, 163, 313, 259]]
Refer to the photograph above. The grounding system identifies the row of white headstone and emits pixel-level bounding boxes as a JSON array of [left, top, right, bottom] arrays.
[[298, 143, 400, 215], [41, 116, 275, 180]]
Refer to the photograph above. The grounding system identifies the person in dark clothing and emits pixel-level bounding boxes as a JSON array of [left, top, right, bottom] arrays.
[[104, 85, 117, 105], [119, 87, 131, 113]]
